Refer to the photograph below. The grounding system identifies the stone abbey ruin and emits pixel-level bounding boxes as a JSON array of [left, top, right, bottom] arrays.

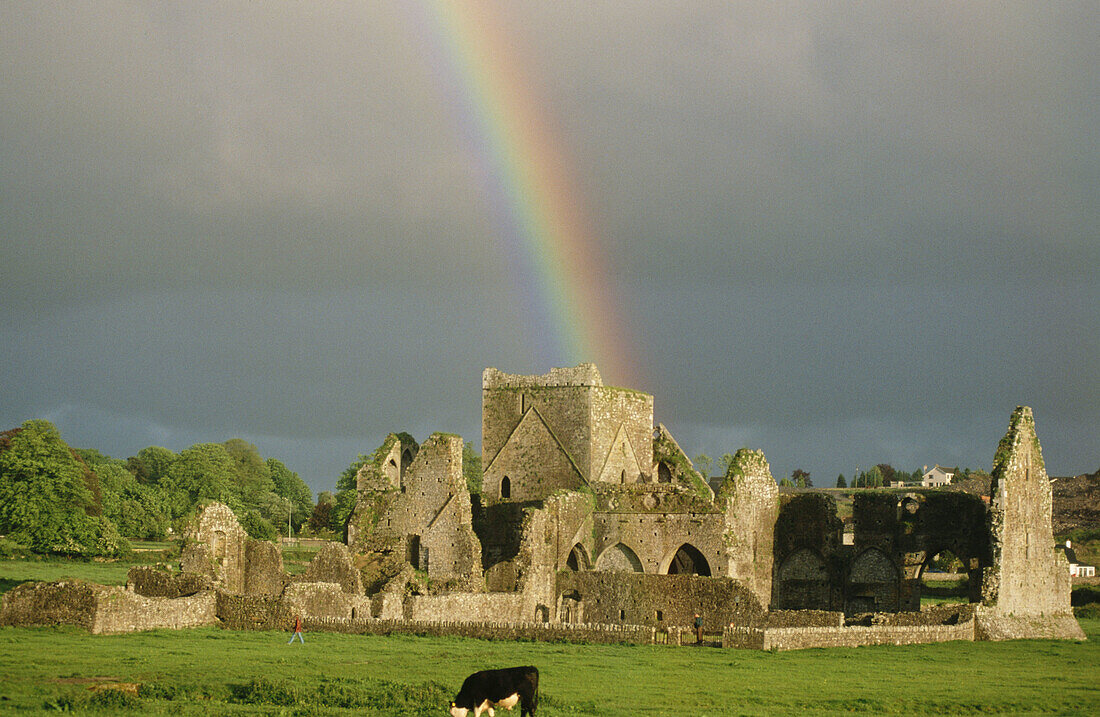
[[2, 364, 1085, 648]]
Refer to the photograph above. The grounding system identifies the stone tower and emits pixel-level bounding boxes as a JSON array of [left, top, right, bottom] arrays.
[[481, 364, 654, 502]]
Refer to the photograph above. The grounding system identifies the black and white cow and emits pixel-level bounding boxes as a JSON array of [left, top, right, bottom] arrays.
[[449, 666, 538, 717]]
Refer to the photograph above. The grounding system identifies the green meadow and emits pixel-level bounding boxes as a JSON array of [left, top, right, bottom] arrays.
[[0, 622, 1095, 715]]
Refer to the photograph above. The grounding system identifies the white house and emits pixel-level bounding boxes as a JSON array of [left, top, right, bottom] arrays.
[[1059, 541, 1097, 578], [921, 465, 954, 488]]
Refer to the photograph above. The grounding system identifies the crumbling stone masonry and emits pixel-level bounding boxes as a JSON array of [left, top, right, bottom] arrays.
[[0, 579, 216, 634], [978, 406, 1084, 640], [347, 433, 482, 589]]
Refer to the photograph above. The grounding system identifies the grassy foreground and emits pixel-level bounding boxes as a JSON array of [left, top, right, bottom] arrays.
[[0, 621, 1096, 716]]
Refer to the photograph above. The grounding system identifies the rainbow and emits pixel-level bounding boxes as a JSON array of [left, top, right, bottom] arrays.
[[404, 1, 639, 388]]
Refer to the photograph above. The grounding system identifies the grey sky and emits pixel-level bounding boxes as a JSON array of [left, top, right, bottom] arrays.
[[2, 2, 1096, 494]]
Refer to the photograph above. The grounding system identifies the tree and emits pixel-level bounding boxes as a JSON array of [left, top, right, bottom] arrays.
[[463, 442, 482, 495], [162, 443, 239, 517], [875, 464, 896, 485], [693, 454, 714, 480], [836, 473, 847, 488], [307, 491, 336, 534], [864, 465, 884, 488], [718, 453, 736, 475], [266, 458, 313, 530], [126, 446, 177, 485], [223, 439, 274, 503], [778, 477, 794, 487], [791, 469, 812, 488], [0, 421, 123, 555], [337, 453, 372, 493]]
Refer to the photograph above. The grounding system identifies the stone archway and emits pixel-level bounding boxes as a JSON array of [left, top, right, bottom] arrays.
[[558, 590, 583, 624], [664, 543, 712, 576], [847, 547, 900, 613], [595, 543, 644, 573], [917, 549, 972, 606], [566, 543, 590, 571]]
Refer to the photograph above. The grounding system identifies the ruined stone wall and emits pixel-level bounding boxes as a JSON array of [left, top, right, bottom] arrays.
[[850, 491, 988, 612], [588, 387, 653, 485], [481, 407, 586, 502], [0, 579, 216, 634], [772, 494, 844, 610], [724, 619, 975, 651], [354, 434, 482, 586], [305, 615, 658, 645], [556, 572, 765, 632], [184, 502, 249, 593], [290, 542, 363, 594], [405, 592, 527, 623], [482, 366, 598, 495], [652, 425, 712, 499], [216, 592, 287, 630], [244, 539, 287, 596], [985, 407, 1073, 614], [127, 565, 211, 598], [718, 449, 778, 607], [0, 579, 98, 629], [90, 589, 216, 634], [589, 500, 727, 576], [979, 407, 1083, 639]]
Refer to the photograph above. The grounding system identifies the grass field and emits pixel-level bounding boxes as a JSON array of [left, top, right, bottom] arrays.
[[1, 553, 1097, 715], [0, 622, 1096, 715]]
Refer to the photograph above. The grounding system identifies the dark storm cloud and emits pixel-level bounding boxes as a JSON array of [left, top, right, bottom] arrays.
[[1, 2, 1096, 491]]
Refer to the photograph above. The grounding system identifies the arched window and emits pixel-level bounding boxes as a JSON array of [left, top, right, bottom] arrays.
[[658, 462, 673, 483], [595, 543, 644, 573], [501, 476, 511, 499], [665, 543, 711, 576]]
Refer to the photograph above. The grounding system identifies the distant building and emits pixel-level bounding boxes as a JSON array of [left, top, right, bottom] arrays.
[[921, 465, 954, 488], [1058, 541, 1096, 578]]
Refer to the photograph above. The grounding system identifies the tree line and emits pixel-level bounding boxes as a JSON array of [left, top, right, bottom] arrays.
[[0, 419, 314, 556]]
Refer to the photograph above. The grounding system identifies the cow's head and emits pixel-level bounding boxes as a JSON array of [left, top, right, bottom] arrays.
[[449, 701, 469, 717]]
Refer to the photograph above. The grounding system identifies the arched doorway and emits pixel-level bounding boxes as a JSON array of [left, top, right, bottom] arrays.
[[595, 543, 644, 573], [558, 590, 583, 624], [665, 544, 711, 576], [847, 548, 899, 613], [501, 476, 511, 499], [918, 549, 970, 606]]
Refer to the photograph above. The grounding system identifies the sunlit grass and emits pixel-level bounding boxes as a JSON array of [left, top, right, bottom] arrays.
[[0, 621, 1095, 715]]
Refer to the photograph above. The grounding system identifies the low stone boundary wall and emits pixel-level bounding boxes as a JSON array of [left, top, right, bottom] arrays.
[[216, 592, 288, 630], [724, 618, 975, 651], [1, 580, 218, 634], [1, 580, 98, 630], [91, 589, 216, 634], [303, 616, 658, 645]]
